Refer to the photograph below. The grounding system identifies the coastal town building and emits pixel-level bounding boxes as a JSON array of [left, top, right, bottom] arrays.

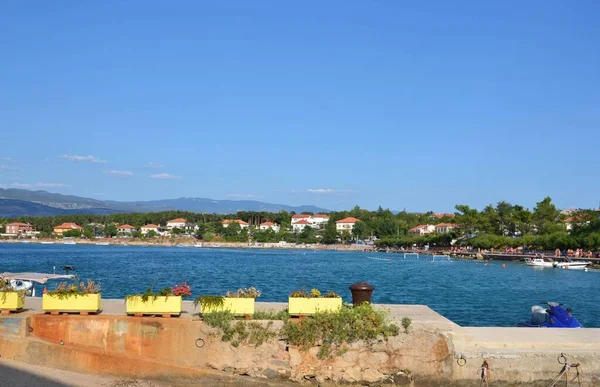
[[140, 224, 160, 235], [117, 224, 136, 234], [292, 219, 312, 232], [221, 219, 249, 229], [259, 221, 280, 232], [53, 222, 83, 235], [336, 217, 359, 233], [166, 218, 192, 231], [291, 213, 330, 229], [434, 223, 457, 233], [5, 222, 34, 235], [291, 214, 311, 224], [310, 214, 330, 228], [409, 224, 436, 236]]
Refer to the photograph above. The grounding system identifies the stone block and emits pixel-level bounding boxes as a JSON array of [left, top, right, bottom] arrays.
[[362, 368, 385, 383]]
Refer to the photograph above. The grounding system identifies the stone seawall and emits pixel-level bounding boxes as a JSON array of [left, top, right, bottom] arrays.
[[1, 302, 600, 385]]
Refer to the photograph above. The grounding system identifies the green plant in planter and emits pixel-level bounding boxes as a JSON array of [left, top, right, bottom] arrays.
[[0, 277, 26, 303], [126, 281, 191, 302], [289, 288, 341, 298], [193, 295, 225, 309], [46, 279, 101, 299], [194, 287, 261, 309]]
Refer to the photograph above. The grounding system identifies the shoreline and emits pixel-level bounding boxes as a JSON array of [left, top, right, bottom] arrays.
[[0, 238, 375, 252]]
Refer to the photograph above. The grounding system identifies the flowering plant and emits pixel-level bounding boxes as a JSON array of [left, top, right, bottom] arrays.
[[225, 286, 261, 298], [171, 282, 192, 297]]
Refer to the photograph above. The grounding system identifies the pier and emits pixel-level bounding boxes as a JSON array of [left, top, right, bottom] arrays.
[[1, 298, 600, 385]]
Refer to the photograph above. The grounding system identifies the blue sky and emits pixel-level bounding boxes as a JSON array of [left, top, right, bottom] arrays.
[[1, 1, 599, 212]]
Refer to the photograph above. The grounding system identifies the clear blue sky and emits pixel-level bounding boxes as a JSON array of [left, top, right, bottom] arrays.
[[1, 1, 599, 212]]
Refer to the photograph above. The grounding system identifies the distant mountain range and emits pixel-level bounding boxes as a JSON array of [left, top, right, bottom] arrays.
[[0, 188, 328, 217]]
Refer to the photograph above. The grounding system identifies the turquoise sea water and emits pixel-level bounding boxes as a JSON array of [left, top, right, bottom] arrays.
[[1, 244, 598, 327]]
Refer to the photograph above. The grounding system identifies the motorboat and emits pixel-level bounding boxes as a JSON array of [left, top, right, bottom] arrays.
[[525, 258, 590, 270], [517, 302, 582, 328], [554, 259, 591, 271], [1, 272, 75, 297], [525, 258, 554, 268], [9, 279, 33, 295]]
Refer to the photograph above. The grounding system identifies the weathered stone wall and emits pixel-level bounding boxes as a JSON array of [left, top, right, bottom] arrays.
[[1, 314, 600, 386]]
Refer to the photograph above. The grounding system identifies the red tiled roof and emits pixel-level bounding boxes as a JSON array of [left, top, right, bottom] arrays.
[[168, 218, 187, 223], [409, 224, 429, 231], [118, 224, 136, 229], [435, 223, 456, 228], [7, 222, 31, 226], [260, 221, 276, 226], [312, 214, 330, 218], [336, 217, 359, 224], [295, 219, 312, 225], [292, 214, 311, 219], [54, 222, 83, 230], [141, 224, 159, 228]]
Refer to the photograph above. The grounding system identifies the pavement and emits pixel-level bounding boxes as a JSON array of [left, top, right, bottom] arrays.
[[19, 297, 459, 330]]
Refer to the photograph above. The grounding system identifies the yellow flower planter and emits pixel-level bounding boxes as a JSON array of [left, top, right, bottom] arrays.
[[201, 298, 255, 315], [0, 292, 25, 311], [126, 296, 182, 315], [43, 294, 101, 314], [288, 297, 342, 315]]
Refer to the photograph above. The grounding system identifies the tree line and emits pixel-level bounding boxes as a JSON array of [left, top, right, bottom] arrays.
[[1, 197, 599, 249]]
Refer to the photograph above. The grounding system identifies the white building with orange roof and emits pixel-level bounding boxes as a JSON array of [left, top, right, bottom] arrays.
[[117, 224, 137, 234], [53, 222, 83, 235], [292, 219, 312, 232], [335, 217, 359, 233], [221, 219, 249, 229], [311, 214, 330, 228], [259, 221, 280, 232], [141, 224, 161, 235], [434, 223, 457, 233], [166, 218, 192, 230], [291, 214, 311, 224], [409, 224, 435, 236]]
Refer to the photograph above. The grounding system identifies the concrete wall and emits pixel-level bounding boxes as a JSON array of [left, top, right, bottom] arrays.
[[1, 314, 599, 385]]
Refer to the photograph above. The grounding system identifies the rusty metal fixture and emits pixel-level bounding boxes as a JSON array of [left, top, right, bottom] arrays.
[[457, 354, 467, 366], [195, 338, 205, 348]]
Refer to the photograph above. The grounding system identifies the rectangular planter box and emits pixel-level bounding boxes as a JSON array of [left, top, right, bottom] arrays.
[[288, 297, 342, 315], [43, 294, 101, 313], [126, 296, 182, 315], [0, 292, 25, 311], [200, 297, 255, 315]]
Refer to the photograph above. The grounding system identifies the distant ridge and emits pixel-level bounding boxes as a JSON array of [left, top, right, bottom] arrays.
[[0, 188, 328, 217]]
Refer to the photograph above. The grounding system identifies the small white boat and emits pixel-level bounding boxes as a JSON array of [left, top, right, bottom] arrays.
[[193, 243, 203, 248], [40, 241, 55, 245], [526, 258, 590, 270], [525, 258, 554, 268], [9, 279, 33, 295], [555, 261, 591, 270], [95, 242, 110, 246], [63, 241, 77, 245]]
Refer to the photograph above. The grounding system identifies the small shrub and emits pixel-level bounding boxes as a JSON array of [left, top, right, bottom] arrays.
[[281, 303, 400, 359], [225, 286, 261, 298], [253, 309, 290, 321], [401, 317, 412, 333], [203, 311, 278, 347]]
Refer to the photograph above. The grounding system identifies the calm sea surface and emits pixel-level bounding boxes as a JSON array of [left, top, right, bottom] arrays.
[[1, 244, 599, 327]]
